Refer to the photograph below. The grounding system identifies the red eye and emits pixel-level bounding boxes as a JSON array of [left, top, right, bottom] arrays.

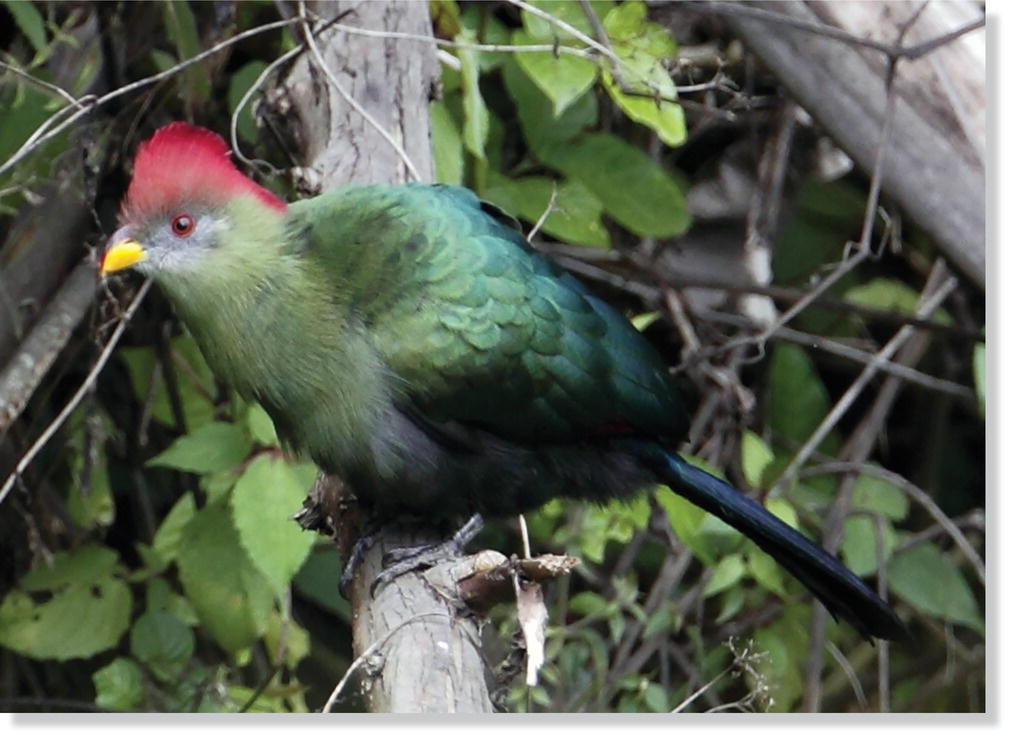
[[171, 213, 195, 237]]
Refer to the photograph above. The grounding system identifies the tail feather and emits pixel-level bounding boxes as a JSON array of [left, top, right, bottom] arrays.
[[639, 446, 905, 641]]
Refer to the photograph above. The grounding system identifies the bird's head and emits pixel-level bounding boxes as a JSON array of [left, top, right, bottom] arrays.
[[101, 122, 287, 279]]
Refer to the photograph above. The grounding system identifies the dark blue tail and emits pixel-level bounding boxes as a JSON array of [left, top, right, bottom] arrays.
[[636, 445, 905, 641]]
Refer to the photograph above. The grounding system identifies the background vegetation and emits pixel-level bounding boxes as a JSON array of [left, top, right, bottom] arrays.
[[0, 0, 985, 712]]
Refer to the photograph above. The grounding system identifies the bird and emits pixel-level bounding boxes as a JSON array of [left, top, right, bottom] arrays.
[[100, 122, 905, 641]]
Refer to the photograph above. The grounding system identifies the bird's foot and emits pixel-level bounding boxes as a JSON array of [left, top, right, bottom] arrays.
[[338, 521, 384, 599], [370, 513, 485, 596], [337, 514, 485, 599]]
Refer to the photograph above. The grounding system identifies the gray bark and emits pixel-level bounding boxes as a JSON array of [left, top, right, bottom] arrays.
[[280, 1, 494, 713], [718, 0, 985, 289]]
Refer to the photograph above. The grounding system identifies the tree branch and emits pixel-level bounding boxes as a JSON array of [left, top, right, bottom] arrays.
[[278, 0, 493, 713]]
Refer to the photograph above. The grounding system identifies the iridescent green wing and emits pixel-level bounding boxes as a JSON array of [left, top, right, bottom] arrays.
[[294, 184, 687, 443]]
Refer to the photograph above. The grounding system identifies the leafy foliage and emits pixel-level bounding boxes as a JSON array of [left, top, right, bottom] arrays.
[[0, 0, 984, 715]]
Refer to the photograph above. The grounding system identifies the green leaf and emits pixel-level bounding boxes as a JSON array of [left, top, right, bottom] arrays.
[[66, 415, 115, 529], [603, 1, 673, 52], [228, 60, 268, 144], [0, 561, 132, 661], [542, 132, 690, 237], [431, 100, 464, 185], [145, 576, 199, 626], [264, 610, 311, 670], [162, 0, 209, 104], [570, 495, 650, 564], [3, 0, 47, 57], [841, 516, 896, 578], [293, 549, 351, 618], [888, 542, 983, 634], [765, 497, 799, 529], [851, 473, 909, 521], [482, 173, 609, 248], [715, 585, 745, 624], [147, 421, 252, 474], [177, 500, 274, 653], [151, 492, 197, 564], [502, 59, 598, 159], [602, 68, 686, 147], [130, 610, 195, 680], [702, 553, 745, 597], [93, 658, 144, 712], [974, 341, 985, 416], [845, 277, 951, 325], [766, 344, 837, 454], [118, 333, 216, 430], [568, 591, 610, 617], [643, 681, 669, 713], [513, 28, 598, 117], [600, 2, 685, 146], [456, 29, 489, 160], [629, 311, 661, 332], [656, 483, 738, 566], [746, 546, 786, 597], [19, 544, 118, 591], [642, 608, 675, 639], [752, 605, 811, 710], [150, 49, 176, 73], [740, 430, 775, 488], [431, 0, 462, 38], [460, 2, 512, 71], [230, 455, 316, 595], [246, 403, 278, 447], [519, 0, 605, 38]]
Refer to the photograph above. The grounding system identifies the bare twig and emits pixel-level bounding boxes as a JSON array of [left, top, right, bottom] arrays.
[[695, 2, 983, 61], [693, 308, 975, 405], [527, 185, 558, 242], [1, 279, 153, 508], [772, 267, 957, 493], [230, 45, 306, 170], [800, 461, 984, 586], [0, 60, 82, 107], [0, 17, 302, 179], [321, 611, 450, 712]]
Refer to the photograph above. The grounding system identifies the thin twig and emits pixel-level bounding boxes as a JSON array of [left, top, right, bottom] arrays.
[[800, 461, 984, 586], [694, 2, 983, 61], [0, 279, 153, 508], [527, 184, 558, 242], [321, 611, 450, 712], [693, 308, 975, 405], [326, 21, 600, 60], [825, 640, 867, 710], [0, 60, 82, 107], [772, 269, 957, 493], [671, 663, 734, 713], [0, 17, 302, 178], [230, 44, 306, 170]]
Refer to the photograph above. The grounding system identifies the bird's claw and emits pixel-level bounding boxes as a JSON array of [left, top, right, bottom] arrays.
[[368, 513, 485, 597]]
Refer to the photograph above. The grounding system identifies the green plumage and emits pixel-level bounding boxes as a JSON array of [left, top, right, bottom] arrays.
[[110, 123, 903, 638], [289, 185, 686, 445], [152, 184, 685, 516]]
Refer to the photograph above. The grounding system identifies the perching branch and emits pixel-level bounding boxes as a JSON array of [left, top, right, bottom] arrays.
[[278, 0, 492, 713]]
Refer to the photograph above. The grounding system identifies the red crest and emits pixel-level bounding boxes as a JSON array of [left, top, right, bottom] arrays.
[[121, 122, 285, 221]]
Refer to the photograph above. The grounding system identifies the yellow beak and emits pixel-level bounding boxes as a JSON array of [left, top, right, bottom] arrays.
[[100, 240, 147, 275]]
